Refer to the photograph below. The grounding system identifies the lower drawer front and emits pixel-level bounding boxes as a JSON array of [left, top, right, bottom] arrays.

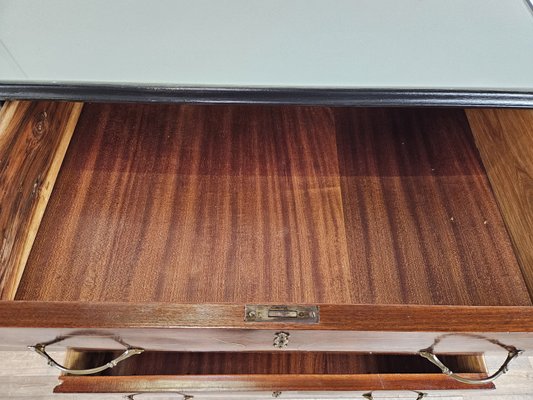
[[54, 351, 493, 394], [55, 392, 467, 400]]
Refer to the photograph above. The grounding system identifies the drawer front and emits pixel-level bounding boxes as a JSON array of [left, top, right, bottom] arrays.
[[1, 302, 533, 354], [2, 326, 533, 355], [52, 392, 467, 400], [54, 375, 494, 394]]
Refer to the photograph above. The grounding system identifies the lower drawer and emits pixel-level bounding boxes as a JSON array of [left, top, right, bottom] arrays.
[[54, 351, 494, 395]]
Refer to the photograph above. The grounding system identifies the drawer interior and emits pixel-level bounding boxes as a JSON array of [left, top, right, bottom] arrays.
[[64, 351, 486, 376], [54, 351, 493, 393], [11, 104, 532, 306]]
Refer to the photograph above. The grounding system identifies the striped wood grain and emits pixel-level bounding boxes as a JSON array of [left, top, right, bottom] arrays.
[[0, 101, 82, 300], [467, 109, 533, 298], [64, 351, 486, 376], [335, 108, 528, 305], [15, 105, 531, 306], [16, 104, 352, 303]]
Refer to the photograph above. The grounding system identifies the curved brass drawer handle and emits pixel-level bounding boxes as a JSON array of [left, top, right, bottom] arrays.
[[29, 336, 144, 375], [363, 392, 426, 400], [125, 392, 194, 400], [126, 394, 193, 400], [419, 335, 523, 385], [419, 347, 522, 385]]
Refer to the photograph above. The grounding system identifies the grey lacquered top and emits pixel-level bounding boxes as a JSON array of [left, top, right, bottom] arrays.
[[0, 0, 533, 92]]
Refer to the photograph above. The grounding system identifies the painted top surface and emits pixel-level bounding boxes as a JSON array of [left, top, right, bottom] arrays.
[[0, 0, 533, 90]]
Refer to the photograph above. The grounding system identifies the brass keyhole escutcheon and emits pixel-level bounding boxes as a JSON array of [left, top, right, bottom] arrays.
[[273, 332, 290, 348]]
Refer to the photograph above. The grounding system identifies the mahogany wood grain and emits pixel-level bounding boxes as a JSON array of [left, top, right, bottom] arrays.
[[16, 104, 353, 304], [54, 374, 494, 393], [335, 108, 529, 305], [64, 351, 486, 375], [0, 101, 83, 300], [15, 104, 530, 306], [467, 109, 533, 297]]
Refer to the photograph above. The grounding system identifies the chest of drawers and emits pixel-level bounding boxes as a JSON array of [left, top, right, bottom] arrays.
[[1, 1, 533, 397], [0, 100, 532, 398]]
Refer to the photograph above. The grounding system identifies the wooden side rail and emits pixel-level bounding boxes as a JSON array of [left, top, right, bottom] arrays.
[[0, 101, 82, 299], [467, 109, 533, 298]]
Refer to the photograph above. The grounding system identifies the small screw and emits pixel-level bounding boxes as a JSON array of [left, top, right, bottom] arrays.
[[247, 311, 256, 319], [272, 391, 282, 398]]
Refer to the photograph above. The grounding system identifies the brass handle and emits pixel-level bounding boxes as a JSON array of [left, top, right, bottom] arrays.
[[127, 394, 193, 400], [29, 336, 144, 375], [419, 347, 522, 385], [363, 392, 426, 400]]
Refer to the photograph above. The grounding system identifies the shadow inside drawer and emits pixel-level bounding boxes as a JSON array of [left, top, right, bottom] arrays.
[[65, 350, 486, 376]]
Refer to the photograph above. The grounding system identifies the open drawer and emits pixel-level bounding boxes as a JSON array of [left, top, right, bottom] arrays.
[[0, 101, 532, 390], [54, 350, 493, 395]]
